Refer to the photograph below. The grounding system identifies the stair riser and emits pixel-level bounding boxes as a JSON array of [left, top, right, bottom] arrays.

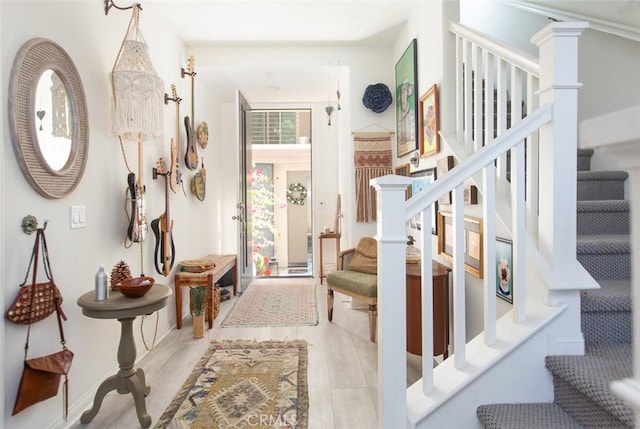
[[577, 253, 630, 280], [577, 155, 591, 172], [581, 311, 632, 344], [577, 212, 630, 235], [552, 377, 630, 428], [577, 180, 625, 201]]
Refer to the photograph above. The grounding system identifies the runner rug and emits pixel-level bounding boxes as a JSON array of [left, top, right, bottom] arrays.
[[155, 340, 308, 429], [221, 283, 318, 327]]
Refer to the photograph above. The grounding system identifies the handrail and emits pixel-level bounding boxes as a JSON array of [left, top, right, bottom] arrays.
[[404, 103, 552, 220], [449, 22, 540, 76]]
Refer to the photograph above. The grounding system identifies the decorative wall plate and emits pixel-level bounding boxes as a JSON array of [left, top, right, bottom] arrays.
[[191, 172, 205, 201], [196, 121, 208, 149]]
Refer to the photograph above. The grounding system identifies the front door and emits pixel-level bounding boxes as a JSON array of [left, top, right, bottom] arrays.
[[235, 90, 253, 293]]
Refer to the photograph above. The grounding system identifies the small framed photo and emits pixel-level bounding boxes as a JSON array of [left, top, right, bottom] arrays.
[[495, 238, 513, 304], [410, 168, 438, 235], [419, 83, 439, 158], [395, 163, 411, 200], [437, 211, 483, 278]]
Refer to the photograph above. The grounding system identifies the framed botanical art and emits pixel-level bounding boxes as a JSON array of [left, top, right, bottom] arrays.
[[395, 163, 411, 200], [419, 83, 439, 158], [437, 211, 483, 278], [409, 168, 437, 235], [495, 238, 513, 303], [395, 39, 418, 158]]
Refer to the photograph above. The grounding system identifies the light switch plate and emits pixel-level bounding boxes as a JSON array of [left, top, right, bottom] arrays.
[[70, 205, 86, 229]]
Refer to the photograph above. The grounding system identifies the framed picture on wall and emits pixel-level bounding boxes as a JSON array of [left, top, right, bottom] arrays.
[[395, 163, 411, 201], [437, 211, 483, 278], [395, 38, 418, 158], [496, 238, 513, 303], [409, 168, 437, 235], [419, 83, 439, 158]]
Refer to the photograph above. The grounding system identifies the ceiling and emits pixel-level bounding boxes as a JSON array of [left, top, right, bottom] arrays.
[[145, 0, 421, 103]]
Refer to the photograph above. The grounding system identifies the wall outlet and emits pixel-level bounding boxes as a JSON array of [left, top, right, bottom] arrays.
[[70, 205, 86, 229]]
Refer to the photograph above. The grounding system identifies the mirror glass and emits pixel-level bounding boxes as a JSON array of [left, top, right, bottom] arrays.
[[34, 69, 72, 171]]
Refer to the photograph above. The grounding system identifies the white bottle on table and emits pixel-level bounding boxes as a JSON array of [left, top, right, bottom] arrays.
[[95, 264, 108, 301]]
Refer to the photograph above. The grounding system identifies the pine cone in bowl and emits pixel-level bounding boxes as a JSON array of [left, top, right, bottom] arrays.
[[111, 260, 132, 290]]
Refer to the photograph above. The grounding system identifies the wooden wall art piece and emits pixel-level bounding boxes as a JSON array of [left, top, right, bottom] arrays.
[[419, 83, 439, 158], [437, 211, 483, 278]]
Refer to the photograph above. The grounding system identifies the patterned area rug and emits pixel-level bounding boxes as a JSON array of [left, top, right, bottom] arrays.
[[221, 283, 318, 327], [155, 340, 308, 429]]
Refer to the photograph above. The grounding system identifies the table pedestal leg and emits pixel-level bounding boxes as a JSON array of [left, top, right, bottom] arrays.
[[80, 317, 151, 428]]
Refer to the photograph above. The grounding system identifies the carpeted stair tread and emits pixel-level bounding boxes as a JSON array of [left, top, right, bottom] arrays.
[[476, 403, 582, 428], [577, 148, 594, 171], [577, 170, 629, 181], [577, 200, 629, 212], [577, 200, 630, 235], [546, 344, 633, 426], [576, 235, 631, 254], [581, 280, 631, 312], [577, 171, 627, 201]]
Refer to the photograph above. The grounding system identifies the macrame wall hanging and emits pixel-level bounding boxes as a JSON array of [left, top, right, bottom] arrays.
[[353, 131, 393, 223], [110, 5, 163, 141]]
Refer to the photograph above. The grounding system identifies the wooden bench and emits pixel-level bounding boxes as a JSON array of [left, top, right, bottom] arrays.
[[174, 254, 237, 329]]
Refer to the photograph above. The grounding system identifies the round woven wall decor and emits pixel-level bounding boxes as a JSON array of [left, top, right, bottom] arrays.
[[362, 83, 393, 113]]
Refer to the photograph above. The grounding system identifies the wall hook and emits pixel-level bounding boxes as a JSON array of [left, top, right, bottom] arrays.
[[104, 0, 142, 16], [21, 215, 38, 235]]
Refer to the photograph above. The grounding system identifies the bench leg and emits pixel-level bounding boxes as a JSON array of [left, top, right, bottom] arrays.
[[368, 304, 377, 342], [174, 275, 182, 329], [327, 289, 334, 321]]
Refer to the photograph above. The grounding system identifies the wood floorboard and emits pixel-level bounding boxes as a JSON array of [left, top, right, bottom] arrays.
[[68, 277, 425, 428]]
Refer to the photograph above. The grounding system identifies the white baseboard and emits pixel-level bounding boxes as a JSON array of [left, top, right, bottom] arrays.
[[547, 332, 585, 356]]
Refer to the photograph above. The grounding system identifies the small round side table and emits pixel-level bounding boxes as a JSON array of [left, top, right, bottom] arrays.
[[77, 284, 171, 428]]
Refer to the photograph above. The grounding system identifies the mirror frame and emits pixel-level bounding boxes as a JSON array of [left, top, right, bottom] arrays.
[[8, 38, 88, 199]]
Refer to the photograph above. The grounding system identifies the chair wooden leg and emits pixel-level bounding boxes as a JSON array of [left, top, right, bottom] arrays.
[[327, 289, 334, 321], [368, 304, 377, 342]]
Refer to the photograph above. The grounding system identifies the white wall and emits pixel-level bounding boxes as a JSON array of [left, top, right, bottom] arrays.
[[0, 2, 219, 427]]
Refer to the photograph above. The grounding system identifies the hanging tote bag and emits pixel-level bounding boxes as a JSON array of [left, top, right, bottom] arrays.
[[6, 227, 66, 324]]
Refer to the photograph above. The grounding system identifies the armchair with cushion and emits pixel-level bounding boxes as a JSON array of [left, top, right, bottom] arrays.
[[326, 237, 378, 342]]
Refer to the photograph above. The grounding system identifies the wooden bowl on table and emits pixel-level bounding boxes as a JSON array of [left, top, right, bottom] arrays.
[[117, 276, 155, 298]]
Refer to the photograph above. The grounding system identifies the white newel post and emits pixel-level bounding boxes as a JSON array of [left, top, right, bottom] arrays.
[[531, 22, 587, 283], [371, 175, 413, 429]]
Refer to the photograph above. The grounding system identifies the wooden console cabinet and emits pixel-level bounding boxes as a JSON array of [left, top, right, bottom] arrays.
[[406, 261, 450, 357]]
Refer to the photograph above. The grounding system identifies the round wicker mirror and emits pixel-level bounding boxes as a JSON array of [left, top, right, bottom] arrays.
[[8, 38, 88, 199]]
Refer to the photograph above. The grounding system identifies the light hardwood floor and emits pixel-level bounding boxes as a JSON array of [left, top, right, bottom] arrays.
[[69, 277, 423, 429]]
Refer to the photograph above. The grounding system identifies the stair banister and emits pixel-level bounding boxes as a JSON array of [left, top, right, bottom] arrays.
[[404, 104, 552, 220]]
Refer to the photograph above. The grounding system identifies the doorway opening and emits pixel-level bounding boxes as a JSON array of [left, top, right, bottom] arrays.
[[250, 109, 312, 278]]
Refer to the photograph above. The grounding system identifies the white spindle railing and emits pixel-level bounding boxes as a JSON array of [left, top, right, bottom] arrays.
[[372, 21, 588, 429]]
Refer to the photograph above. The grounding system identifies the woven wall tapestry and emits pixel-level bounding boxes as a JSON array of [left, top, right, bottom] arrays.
[[353, 131, 393, 222]]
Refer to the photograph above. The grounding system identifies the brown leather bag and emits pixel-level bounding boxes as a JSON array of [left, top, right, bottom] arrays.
[[6, 227, 66, 324], [11, 227, 73, 419]]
